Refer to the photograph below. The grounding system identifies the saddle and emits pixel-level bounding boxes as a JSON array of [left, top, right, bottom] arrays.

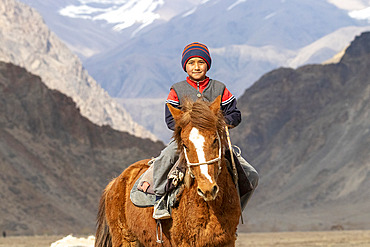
[[130, 156, 186, 208]]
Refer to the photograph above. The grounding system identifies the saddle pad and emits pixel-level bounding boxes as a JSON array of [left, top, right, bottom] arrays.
[[136, 162, 155, 194], [130, 172, 156, 207], [130, 173, 183, 209]]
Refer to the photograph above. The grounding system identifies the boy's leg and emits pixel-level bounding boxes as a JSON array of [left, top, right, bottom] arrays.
[[152, 140, 179, 219]]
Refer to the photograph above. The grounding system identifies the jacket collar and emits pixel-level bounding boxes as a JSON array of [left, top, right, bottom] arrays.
[[186, 77, 210, 92]]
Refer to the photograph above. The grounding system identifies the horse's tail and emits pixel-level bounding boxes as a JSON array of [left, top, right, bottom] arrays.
[[94, 188, 112, 247]]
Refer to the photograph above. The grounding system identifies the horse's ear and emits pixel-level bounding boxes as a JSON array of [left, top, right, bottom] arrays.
[[167, 103, 183, 121], [210, 95, 222, 115]]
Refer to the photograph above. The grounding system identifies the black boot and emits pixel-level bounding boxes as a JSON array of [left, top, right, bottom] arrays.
[[225, 148, 259, 211]]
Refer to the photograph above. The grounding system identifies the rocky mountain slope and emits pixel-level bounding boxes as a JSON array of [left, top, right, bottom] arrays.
[[0, 62, 164, 235], [0, 0, 157, 141], [233, 32, 370, 232]]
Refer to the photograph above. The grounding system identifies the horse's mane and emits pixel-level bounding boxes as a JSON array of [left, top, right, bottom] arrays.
[[173, 97, 227, 150]]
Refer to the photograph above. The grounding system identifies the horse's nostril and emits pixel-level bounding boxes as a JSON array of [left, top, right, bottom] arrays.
[[212, 185, 219, 196], [197, 187, 204, 196]]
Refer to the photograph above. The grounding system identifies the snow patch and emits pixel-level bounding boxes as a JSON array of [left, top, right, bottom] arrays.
[[264, 12, 277, 20], [50, 235, 95, 247], [227, 0, 247, 11], [182, 7, 197, 17], [59, 0, 164, 31], [349, 7, 370, 22], [327, 0, 369, 11]]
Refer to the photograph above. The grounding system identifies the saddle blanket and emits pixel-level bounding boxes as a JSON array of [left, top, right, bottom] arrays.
[[130, 172, 157, 207], [130, 159, 184, 208]]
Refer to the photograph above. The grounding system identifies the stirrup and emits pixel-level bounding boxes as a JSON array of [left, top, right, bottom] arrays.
[[156, 220, 164, 243]]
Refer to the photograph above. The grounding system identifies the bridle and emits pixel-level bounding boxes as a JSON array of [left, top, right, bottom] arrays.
[[183, 131, 222, 177]]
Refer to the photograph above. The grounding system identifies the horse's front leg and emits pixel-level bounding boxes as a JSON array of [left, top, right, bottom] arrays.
[[109, 226, 137, 247]]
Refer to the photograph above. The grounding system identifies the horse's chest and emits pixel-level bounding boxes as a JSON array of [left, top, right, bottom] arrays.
[[171, 201, 237, 246]]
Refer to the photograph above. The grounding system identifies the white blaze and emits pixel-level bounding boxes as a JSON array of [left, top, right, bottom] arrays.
[[189, 127, 213, 183]]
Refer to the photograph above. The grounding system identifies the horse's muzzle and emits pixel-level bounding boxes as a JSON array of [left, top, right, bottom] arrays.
[[197, 184, 219, 201]]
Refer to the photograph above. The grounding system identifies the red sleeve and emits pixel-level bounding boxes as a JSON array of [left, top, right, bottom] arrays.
[[166, 88, 180, 105], [222, 87, 233, 103]]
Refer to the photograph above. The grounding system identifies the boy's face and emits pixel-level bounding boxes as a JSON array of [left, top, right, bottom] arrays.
[[185, 57, 207, 82]]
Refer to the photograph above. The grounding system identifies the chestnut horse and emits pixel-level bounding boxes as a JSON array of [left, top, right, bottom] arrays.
[[95, 96, 241, 247]]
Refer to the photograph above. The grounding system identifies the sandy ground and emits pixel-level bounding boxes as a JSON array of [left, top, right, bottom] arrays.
[[0, 230, 369, 247], [236, 230, 370, 247]]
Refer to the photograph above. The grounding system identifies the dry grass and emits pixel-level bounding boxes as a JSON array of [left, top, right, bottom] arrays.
[[0, 230, 369, 247]]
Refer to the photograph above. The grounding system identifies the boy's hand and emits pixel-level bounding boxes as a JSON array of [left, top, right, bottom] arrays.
[[226, 124, 235, 129]]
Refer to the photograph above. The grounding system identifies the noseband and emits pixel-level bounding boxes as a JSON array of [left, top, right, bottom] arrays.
[[183, 132, 222, 177]]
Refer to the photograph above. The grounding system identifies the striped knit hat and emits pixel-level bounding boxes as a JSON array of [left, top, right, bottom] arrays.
[[181, 42, 211, 71]]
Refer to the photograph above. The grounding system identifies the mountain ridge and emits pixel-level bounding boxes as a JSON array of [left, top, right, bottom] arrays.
[[0, 61, 164, 235]]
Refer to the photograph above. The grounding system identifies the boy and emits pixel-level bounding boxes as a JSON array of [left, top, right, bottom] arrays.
[[153, 42, 258, 219]]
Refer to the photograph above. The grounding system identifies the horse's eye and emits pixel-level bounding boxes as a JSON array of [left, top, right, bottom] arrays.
[[213, 138, 218, 145]]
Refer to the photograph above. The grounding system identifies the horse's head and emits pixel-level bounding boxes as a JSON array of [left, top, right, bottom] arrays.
[[167, 96, 226, 201]]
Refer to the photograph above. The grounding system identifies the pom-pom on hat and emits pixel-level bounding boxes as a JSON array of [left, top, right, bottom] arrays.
[[181, 42, 211, 71]]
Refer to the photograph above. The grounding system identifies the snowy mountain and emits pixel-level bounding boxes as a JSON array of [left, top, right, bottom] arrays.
[[17, 0, 370, 97], [18, 0, 370, 62], [84, 0, 369, 96], [0, 0, 157, 141], [16, 0, 370, 142], [19, 0, 200, 59]]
